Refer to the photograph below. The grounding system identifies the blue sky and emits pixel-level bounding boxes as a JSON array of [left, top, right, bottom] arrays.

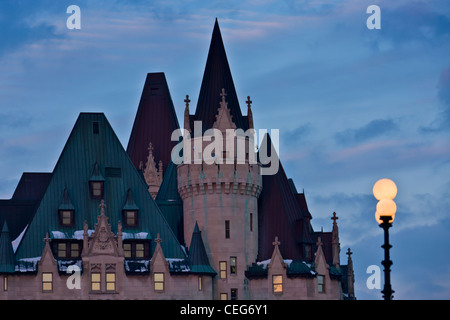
[[1, 0, 449, 299]]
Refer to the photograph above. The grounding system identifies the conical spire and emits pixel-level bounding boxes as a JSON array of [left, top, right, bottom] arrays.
[[194, 19, 248, 132], [0, 222, 16, 273], [187, 222, 216, 275], [127, 72, 180, 172]]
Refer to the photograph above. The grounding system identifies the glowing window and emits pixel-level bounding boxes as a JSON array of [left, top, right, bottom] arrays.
[[272, 275, 283, 293]]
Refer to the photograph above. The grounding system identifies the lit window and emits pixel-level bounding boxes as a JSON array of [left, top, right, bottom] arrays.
[[220, 293, 228, 300], [198, 276, 202, 291], [219, 261, 227, 279], [225, 220, 230, 239], [53, 241, 81, 259], [154, 272, 164, 291], [42, 273, 53, 292], [91, 272, 101, 292], [123, 241, 149, 259], [58, 243, 67, 258], [272, 275, 283, 293], [71, 243, 79, 257], [230, 257, 237, 275], [3, 277, 8, 292], [106, 273, 116, 292], [90, 181, 104, 198], [124, 243, 132, 258], [123, 210, 138, 227], [318, 275, 325, 293], [59, 210, 74, 226], [135, 243, 144, 258]]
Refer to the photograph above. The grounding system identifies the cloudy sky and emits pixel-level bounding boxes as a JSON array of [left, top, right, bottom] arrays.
[[1, 0, 449, 299]]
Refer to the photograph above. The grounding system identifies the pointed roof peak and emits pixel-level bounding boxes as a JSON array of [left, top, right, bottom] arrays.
[[1, 221, 9, 233], [193, 221, 200, 233], [193, 19, 247, 132]]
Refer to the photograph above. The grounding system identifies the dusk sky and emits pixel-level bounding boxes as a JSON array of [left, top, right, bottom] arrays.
[[1, 0, 449, 299]]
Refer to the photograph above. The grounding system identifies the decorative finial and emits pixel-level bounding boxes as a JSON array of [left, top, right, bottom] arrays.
[[99, 199, 106, 216], [184, 94, 190, 108], [155, 233, 162, 244], [246, 96, 252, 109], [272, 236, 280, 246], [44, 233, 51, 243], [148, 142, 154, 154], [220, 88, 227, 104], [316, 236, 323, 247], [346, 248, 353, 257], [331, 212, 339, 224]]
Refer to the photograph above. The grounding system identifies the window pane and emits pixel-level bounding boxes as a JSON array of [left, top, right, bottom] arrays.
[[219, 261, 227, 279], [43, 273, 52, 282], [124, 243, 131, 258], [220, 293, 228, 300], [273, 275, 283, 293], [91, 273, 100, 282], [106, 282, 115, 291], [198, 276, 202, 291], [230, 257, 236, 274], [106, 273, 115, 282], [43, 282, 52, 291], [92, 282, 101, 291], [154, 282, 164, 291], [154, 273, 164, 282]]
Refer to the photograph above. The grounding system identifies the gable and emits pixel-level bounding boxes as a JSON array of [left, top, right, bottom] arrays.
[[15, 113, 185, 260]]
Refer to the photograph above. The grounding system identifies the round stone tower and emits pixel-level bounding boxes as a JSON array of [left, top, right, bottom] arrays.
[[178, 89, 262, 300]]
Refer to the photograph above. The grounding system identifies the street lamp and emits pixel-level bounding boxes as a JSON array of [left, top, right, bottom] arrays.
[[373, 178, 397, 301]]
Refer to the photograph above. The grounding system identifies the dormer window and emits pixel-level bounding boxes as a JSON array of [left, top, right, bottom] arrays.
[[123, 210, 138, 226], [90, 181, 104, 198], [122, 188, 139, 227], [59, 210, 74, 226], [89, 162, 105, 199], [59, 188, 75, 227]]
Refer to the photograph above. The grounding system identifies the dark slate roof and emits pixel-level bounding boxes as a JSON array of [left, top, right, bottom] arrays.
[[193, 19, 248, 132], [11, 172, 52, 201], [312, 231, 334, 265], [126, 72, 180, 173], [155, 161, 184, 245], [0, 200, 36, 242], [187, 223, 216, 275], [0, 222, 15, 273], [0, 173, 51, 241], [15, 113, 186, 261], [257, 134, 314, 261]]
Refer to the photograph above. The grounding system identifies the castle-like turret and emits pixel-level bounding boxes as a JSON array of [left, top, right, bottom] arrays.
[[177, 19, 262, 300]]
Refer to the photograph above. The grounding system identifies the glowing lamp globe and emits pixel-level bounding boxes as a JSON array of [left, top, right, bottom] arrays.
[[373, 178, 397, 200], [375, 198, 397, 224]]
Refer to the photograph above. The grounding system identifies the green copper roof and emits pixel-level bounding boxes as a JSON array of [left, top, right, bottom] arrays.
[[15, 113, 185, 260], [155, 160, 184, 245]]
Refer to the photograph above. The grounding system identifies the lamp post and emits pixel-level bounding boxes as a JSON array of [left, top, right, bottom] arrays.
[[373, 178, 397, 301]]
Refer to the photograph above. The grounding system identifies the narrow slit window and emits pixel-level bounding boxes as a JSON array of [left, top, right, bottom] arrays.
[[219, 261, 227, 279], [154, 272, 164, 292], [273, 275, 283, 293], [230, 257, 237, 275], [106, 273, 116, 292], [42, 273, 53, 292], [91, 272, 101, 292], [225, 220, 230, 239]]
